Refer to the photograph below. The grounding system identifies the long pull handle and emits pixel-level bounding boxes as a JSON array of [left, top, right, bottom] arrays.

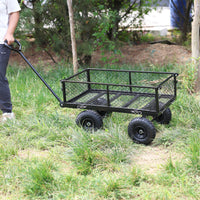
[[4, 40, 62, 104]]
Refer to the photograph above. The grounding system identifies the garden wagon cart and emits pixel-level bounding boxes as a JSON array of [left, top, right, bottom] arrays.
[[5, 40, 178, 145]]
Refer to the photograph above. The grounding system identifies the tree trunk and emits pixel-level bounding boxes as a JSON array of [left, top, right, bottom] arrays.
[[67, 0, 78, 74], [192, 0, 200, 92]]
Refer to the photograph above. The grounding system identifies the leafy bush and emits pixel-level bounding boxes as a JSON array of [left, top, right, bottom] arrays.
[[16, 0, 160, 66]]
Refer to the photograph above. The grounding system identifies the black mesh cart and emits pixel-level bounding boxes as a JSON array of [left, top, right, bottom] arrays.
[[6, 40, 178, 145], [60, 68, 178, 144]]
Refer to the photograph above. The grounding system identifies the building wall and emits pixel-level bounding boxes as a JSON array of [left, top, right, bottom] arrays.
[[130, 0, 169, 7]]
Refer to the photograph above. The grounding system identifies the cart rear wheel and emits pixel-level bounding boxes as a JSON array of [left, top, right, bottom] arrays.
[[76, 110, 103, 131], [128, 117, 156, 145], [155, 107, 172, 124]]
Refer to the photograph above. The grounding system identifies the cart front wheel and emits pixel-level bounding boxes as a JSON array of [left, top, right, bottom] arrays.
[[155, 107, 171, 124], [76, 110, 103, 131], [128, 117, 156, 145]]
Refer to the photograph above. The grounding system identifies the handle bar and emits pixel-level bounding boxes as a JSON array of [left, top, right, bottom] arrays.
[[4, 39, 22, 52]]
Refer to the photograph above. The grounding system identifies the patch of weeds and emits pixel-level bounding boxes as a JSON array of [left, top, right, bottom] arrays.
[[140, 32, 156, 43], [0, 141, 18, 162], [154, 128, 186, 147], [153, 156, 200, 200], [97, 176, 122, 198], [66, 131, 103, 175], [156, 157, 185, 187], [146, 191, 174, 200], [2, 111, 75, 150], [155, 131, 175, 147], [155, 173, 176, 188], [179, 63, 196, 94], [67, 128, 133, 174], [105, 146, 128, 164], [102, 115, 133, 148], [0, 158, 28, 197], [126, 167, 147, 187], [95, 167, 147, 199], [169, 90, 200, 130], [54, 173, 84, 199], [23, 159, 57, 198], [165, 157, 179, 175], [186, 132, 200, 173]]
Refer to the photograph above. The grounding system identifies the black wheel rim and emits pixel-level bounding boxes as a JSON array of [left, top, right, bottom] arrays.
[[81, 118, 95, 130], [133, 126, 147, 140]]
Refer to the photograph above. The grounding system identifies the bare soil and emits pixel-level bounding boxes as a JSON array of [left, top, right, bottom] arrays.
[[9, 42, 191, 67], [91, 43, 191, 66], [132, 146, 182, 175]]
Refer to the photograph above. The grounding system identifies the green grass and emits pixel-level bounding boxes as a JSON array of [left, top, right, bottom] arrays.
[[0, 62, 200, 199]]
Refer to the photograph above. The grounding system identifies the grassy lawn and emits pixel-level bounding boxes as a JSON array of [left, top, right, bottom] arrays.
[[0, 61, 199, 200]]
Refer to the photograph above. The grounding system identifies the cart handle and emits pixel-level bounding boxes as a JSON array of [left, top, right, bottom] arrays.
[[4, 39, 22, 52], [4, 39, 63, 104]]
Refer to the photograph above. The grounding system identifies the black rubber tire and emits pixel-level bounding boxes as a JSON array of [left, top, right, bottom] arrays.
[[128, 117, 156, 145], [76, 110, 103, 131], [155, 107, 172, 124]]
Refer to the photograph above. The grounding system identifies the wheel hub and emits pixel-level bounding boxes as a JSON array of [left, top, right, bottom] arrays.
[[83, 118, 94, 129], [86, 121, 92, 127], [134, 126, 146, 139], [138, 129, 144, 135]]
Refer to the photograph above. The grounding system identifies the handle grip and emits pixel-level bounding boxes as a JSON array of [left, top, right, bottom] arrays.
[[4, 39, 22, 52]]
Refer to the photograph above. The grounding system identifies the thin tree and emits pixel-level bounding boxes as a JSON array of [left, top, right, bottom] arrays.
[[67, 0, 78, 74], [192, 0, 200, 92]]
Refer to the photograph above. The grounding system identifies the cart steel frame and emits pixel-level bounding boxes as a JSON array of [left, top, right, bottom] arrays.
[[60, 68, 178, 117], [5, 40, 178, 145]]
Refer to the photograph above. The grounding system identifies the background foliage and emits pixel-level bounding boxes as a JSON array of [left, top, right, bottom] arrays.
[[16, 0, 161, 65]]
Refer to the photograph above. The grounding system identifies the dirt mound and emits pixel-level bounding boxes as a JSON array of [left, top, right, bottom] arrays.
[[91, 43, 191, 66]]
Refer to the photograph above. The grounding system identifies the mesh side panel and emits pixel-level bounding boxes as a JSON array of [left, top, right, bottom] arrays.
[[158, 76, 175, 100], [89, 70, 170, 87], [130, 72, 169, 87], [61, 69, 176, 113], [68, 70, 88, 82], [65, 82, 88, 101], [64, 70, 89, 101], [89, 70, 129, 85]]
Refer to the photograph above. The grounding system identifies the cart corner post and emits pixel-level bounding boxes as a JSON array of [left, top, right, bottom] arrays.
[[62, 81, 66, 103], [129, 71, 132, 93], [106, 85, 111, 106], [155, 87, 160, 114], [174, 73, 178, 98], [86, 69, 91, 90]]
